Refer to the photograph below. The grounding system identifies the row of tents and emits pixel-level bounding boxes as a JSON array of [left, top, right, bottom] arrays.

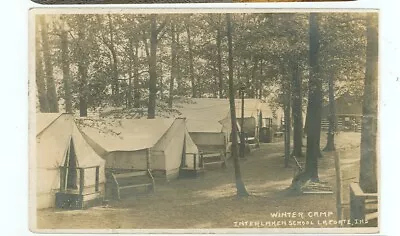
[[33, 98, 282, 210]]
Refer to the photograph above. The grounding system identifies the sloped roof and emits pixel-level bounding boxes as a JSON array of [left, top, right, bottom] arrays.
[[79, 118, 175, 152], [175, 98, 275, 132], [177, 98, 230, 122], [36, 113, 63, 136], [184, 126, 199, 154], [186, 119, 224, 133], [177, 98, 275, 120], [36, 113, 105, 169]]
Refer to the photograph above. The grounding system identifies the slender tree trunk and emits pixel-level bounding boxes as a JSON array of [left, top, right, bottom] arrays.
[[147, 15, 158, 119], [213, 62, 218, 98], [107, 15, 119, 107], [239, 89, 246, 158], [168, 23, 176, 108], [176, 31, 183, 95], [39, 15, 58, 113], [127, 38, 134, 109], [159, 62, 164, 101], [35, 22, 49, 113], [133, 42, 140, 108], [185, 19, 196, 98], [303, 13, 322, 181], [78, 65, 88, 117], [243, 60, 249, 97], [250, 57, 258, 98], [323, 73, 336, 151], [283, 80, 291, 168], [359, 14, 378, 193], [291, 59, 303, 157], [226, 13, 249, 198], [60, 26, 72, 113], [77, 16, 88, 117], [216, 26, 224, 98], [127, 69, 132, 109], [258, 59, 263, 99]]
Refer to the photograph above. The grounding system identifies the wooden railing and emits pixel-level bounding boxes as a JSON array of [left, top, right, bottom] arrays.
[[59, 165, 100, 195], [349, 183, 378, 226]]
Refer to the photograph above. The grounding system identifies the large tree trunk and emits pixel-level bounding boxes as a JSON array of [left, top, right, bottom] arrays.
[[226, 13, 249, 198], [294, 13, 322, 183], [291, 59, 303, 157], [185, 19, 196, 98], [35, 22, 49, 113], [168, 22, 176, 108], [323, 73, 336, 151], [39, 15, 58, 113], [359, 14, 378, 193], [305, 13, 322, 181], [147, 15, 159, 119], [60, 25, 72, 113]]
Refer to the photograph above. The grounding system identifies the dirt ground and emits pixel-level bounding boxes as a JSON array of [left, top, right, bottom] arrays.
[[36, 132, 363, 230]]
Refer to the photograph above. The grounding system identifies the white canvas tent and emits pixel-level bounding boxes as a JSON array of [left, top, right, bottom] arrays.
[[80, 118, 200, 181], [176, 98, 280, 147], [176, 99, 231, 154], [35, 113, 106, 209], [234, 99, 278, 142]]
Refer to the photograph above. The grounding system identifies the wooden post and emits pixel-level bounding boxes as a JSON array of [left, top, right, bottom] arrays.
[[146, 148, 151, 170], [59, 167, 65, 191], [95, 166, 99, 192], [194, 154, 197, 171], [79, 168, 85, 195], [199, 153, 204, 169], [334, 151, 343, 223], [64, 146, 71, 190], [350, 183, 366, 226], [240, 88, 245, 158]]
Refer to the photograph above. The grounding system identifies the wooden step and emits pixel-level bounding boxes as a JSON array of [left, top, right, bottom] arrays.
[[365, 212, 378, 221], [203, 161, 225, 165], [181, 167, 204, 170], [303, 190, 333, 194], [114, 171, 147, 179], [202, 153, 222, 158], [119, 183, 152, 190]]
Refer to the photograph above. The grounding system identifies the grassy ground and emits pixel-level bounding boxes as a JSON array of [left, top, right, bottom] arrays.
[[37, 132, 362, 230]]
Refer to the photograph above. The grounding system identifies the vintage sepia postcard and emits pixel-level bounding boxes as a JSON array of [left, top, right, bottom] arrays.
[[29, 8, 379, 233]]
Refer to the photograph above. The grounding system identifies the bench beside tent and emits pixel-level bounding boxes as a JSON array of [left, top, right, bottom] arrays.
[[35, 113, 106, 210]]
